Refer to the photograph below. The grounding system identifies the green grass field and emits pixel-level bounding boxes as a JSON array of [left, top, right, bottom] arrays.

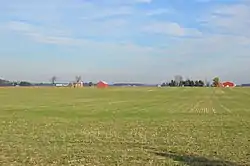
[[0, 87, 249, 166]]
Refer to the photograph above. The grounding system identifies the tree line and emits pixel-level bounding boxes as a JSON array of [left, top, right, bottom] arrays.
[[160, 75, 221, 87], [161, 79, 207, 87], [0, 79, 32, 86]]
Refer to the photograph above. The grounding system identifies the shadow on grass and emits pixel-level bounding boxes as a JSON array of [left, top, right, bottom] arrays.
[[145, 147, 243, 166]]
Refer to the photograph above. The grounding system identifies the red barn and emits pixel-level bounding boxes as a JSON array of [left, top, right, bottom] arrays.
[[97, 81, 108, 88], [222, 81, 235, 87]]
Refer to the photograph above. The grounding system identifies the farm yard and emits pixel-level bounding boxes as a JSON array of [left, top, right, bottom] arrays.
[[0, 87, 249, 166]]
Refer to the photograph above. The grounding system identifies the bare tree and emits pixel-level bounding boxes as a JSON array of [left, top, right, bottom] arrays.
[[75, 76, 81, 83], [204, 78, 210, 87], [174, 75, 183, 86], [51, 76, 57, 85]]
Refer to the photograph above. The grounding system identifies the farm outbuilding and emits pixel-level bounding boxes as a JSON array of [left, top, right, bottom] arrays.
[[97, 81, 108, 88], [242, 83, 250, 87], [222, 81, 235, 87]]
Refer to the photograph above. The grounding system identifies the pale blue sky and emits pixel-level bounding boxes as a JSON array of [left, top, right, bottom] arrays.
[[0, 0, 250, 84]]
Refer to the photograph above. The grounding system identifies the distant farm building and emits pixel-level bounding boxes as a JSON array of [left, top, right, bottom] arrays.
[[241, 83, 250, 87], [56, 83, 69, 87], [55, 83, 63, 87], [70, 81, 83, 88], [97, 81, 108, 88], [222, 81, 235, 87], [75, 81, 83, 87]]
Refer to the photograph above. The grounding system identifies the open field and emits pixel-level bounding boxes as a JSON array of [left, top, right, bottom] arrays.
[[0, 87, 250, 166]]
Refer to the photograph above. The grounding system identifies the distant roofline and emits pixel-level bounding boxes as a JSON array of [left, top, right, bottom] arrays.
[[99, 80, 108, 84]]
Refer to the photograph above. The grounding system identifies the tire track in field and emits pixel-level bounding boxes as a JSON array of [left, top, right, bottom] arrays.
[[165, 88, 197, 113], [190, 99, 216, 114], [187, 88, 207, 113], [122, 88, 194, 114], [213, 88, 233, 113], [188, 88, 217, 114], [218, 103, 232, 113], [227, 87, 250, 97], [164, 88, 199, 113], [222, 88, 250, 113], [170, 88, 213, 114], [218, 88, 250, 113]]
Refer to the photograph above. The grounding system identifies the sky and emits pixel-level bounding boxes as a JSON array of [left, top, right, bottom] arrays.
[[0, 0, 250, 84]]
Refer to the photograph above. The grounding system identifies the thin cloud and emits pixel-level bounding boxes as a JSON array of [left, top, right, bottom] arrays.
[[200, 3, 250, 36], [143, 21, 202, 37]]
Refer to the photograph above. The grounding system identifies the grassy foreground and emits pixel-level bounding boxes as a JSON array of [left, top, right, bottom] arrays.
[[0, 87, 249, 166]]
